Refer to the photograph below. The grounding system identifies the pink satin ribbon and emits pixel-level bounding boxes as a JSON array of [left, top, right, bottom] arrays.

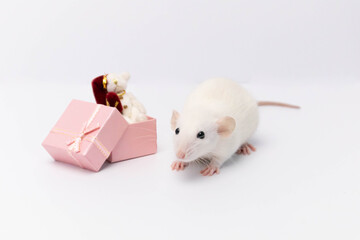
[[67, 105, 101, 153]]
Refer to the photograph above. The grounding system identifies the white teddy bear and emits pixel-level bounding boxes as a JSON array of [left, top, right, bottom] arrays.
[[106, 72, 148, 123]]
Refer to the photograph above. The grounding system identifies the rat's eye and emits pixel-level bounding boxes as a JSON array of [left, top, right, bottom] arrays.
[[175, 128, 180, 135], [197, 131, 205, 139]]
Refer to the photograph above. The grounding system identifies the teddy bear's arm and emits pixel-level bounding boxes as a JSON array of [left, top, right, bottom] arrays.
[[106, 92, 123, 113]]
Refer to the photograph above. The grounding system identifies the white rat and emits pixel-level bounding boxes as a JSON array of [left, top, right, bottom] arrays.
[[106, 72, 147, 123], [170, 78, 299, 176]]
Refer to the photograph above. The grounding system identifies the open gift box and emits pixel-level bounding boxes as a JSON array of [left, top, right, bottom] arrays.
[[42, 99, 157, 172]]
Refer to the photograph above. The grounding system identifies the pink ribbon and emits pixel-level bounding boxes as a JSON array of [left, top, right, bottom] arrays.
[[67, 105, 101, 153]]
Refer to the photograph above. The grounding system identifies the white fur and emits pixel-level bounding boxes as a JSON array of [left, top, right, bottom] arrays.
[[172, 78, 259, 167], [106, 72, 129, 93], [106, 72, 147, 123]]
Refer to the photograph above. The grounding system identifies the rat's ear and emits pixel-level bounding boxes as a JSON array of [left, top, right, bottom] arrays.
[[120, 72, 130, 81], [171, 110, 180, 130], [216, 116, 236, 137]]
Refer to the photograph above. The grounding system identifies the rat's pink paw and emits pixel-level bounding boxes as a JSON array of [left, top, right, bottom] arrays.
[[200, 165, 220, 176], [236, 143, 256, 155], [171, 161, 188, 171]]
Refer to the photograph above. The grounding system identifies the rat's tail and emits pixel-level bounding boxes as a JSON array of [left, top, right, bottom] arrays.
[[258, 101, 300, 109]]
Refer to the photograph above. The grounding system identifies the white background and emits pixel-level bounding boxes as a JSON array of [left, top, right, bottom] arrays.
[[1, 0, 359, 239]]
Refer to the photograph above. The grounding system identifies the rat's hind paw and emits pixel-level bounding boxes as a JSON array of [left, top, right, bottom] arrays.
[[200, 165, 220, 176], [236, 143, 256, 155], [171, 161, 188, 171]]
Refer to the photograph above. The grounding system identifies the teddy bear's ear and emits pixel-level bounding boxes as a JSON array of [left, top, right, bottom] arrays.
[[120, 72, 130, 81]]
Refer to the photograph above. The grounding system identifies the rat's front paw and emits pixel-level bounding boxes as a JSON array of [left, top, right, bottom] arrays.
[[200, 165, 220, 176], [171, 161, 188, 171]]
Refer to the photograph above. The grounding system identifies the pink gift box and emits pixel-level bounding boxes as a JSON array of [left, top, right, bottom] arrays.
[[108, 116, 157, 163], [42, 99, 157, 172]]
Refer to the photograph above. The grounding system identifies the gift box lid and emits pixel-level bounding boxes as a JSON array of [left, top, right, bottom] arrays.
[[42, 99, 129, 172]]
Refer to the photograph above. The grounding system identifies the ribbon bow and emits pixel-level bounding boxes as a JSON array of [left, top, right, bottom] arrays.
[[67, 122, 100, 153], [67, 105, 101, 153]]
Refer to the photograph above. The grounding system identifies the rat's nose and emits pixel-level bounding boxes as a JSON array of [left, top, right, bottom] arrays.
[[113, 80, 118, 85], [176, 151, 185, 159]]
